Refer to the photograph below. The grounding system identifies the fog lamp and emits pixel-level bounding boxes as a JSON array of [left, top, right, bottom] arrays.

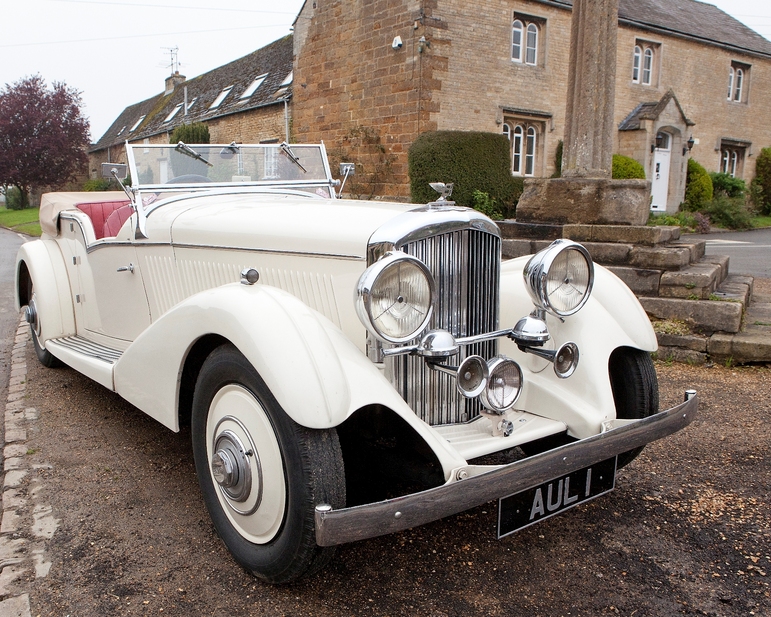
[[480, 357, 523, 413]]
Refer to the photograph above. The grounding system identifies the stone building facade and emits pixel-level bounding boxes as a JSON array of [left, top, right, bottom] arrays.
[[92, 1, 771, 212], [293, 0, 771, 211]]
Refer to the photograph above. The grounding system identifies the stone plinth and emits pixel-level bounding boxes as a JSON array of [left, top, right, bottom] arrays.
[[515, 177, 651, 226]]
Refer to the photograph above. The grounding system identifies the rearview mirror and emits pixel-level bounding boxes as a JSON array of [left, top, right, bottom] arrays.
[[101, 162, 128, 180]]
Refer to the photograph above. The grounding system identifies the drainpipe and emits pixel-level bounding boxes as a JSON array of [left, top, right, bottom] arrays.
[[284, 100, 290, 142]]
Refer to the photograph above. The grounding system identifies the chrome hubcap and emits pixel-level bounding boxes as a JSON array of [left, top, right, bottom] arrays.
[[211, 429, 254, 504]]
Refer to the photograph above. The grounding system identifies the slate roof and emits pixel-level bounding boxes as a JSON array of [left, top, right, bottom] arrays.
[[618, 89, 695, 131], [539, 0, 771, 58], [91, 35, 293, 152]]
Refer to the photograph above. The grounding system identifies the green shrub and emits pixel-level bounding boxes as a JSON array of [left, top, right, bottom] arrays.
[[709, 172, 745, 198], [471, 190, 503, 220], [169, 122, 210, 144], [749, 177, 764, 213], [4, 186, 25, 210], [755, 147, 771, 215], [701, 193, 753, 229], [409, 131, 522, 217], [83, 178, 113, 192], [683, 158, 713, 211], [612, 154, 645, 179]]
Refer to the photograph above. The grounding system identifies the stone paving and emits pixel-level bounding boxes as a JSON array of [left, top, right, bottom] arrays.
[[0, 321, 58, 617]]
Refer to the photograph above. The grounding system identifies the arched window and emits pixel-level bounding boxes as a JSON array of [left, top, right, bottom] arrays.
[[526, 24, 538, 65], [512, 20, 523, 62], [727, 67, 734, 100], [642, 48, 653, 85], [632, 46, 641, 83], [502, 124, 511, 140], [525, 127, 537, 176], [734, 68, 743, 101], [730, 151, 738, 177], [722, 150, 730, 174], [512, 125, 524, 174]]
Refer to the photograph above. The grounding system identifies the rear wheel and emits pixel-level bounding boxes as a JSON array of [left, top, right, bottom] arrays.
[[191, 344, 345, 584], [25, 281, 62, 368], [608, 347, 659, 468]]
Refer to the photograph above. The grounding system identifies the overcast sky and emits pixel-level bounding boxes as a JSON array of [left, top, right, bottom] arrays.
[[1, 0, 769, 143]]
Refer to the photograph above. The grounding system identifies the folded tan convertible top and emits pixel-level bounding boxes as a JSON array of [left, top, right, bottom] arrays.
[[39, 192, 129, 237]]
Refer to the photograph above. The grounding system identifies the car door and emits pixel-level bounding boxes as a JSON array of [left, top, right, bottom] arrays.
[[58, 210, 151, 343]]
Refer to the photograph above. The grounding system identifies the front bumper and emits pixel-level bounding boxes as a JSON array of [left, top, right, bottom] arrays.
[[315, 392, 698, 546]]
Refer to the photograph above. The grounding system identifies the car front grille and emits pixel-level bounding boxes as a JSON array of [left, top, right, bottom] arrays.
[[386, 227, 501, 426]]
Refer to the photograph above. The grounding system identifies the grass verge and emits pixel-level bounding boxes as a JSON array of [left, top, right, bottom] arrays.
[[0, 207, 41, 237]]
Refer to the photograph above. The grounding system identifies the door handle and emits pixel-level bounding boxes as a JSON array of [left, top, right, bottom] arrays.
[[117, 263, 135, 274]]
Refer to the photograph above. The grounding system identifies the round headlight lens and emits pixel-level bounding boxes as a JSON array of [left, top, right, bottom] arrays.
[[356, 251, 435, 344], [524, 240, 594, 316], [480, 357, 523, 413]]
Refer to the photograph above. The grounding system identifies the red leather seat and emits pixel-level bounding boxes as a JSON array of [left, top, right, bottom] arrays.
[[76, 200, 131, 240], [103, 205, 134, 238]]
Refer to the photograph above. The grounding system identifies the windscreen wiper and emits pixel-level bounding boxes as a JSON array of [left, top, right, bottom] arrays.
[[280, 142, 307, 173], [175, 141, 213, 167]]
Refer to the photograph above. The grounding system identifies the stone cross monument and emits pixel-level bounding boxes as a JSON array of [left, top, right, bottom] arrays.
[[514, 0, 650, 228]]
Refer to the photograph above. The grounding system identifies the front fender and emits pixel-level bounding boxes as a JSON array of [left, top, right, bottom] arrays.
[[15, 239, 75, 343], [112, 284, 461, 465], [499, 257, 657, 438]]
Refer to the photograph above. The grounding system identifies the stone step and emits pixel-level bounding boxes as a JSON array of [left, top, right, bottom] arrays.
[[716, 274, 753, 306], [563, 224, 681, 246], [708, 331, 771, 364], [640, 296, 743, 334], [606, 266, 661, 296], [658, 262, 722, 299]]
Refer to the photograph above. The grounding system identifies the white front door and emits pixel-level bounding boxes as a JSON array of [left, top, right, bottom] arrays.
[[651, 133, 671, 212]]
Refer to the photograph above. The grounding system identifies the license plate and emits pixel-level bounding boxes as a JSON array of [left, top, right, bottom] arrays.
[[498, 456, 617, 538]]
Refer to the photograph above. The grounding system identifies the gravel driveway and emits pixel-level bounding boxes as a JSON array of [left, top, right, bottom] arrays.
[[12, 342, 771, 616]]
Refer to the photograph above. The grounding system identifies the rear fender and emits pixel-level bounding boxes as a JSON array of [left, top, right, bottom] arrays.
[[15, 240, 75, 343]]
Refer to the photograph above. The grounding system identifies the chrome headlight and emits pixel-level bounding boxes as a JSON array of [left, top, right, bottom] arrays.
[[523, 239, 594, 316], [356, 251, 435, 344]]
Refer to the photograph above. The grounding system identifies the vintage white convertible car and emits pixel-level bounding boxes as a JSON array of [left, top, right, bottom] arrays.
[[16, 142, 697, 583]]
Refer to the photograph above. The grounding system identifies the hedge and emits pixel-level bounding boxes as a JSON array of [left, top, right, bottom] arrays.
[[408, 131, 522, 217]]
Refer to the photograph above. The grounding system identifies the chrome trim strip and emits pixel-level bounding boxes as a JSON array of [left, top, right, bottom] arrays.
[[49, 336, 123, 364], [172, 244, 365, 261], [314, 395, 698, 546]]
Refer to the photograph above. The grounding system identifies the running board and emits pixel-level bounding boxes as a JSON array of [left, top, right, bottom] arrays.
[[45, 336, 123, 390]]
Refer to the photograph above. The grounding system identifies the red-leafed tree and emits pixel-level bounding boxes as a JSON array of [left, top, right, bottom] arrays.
[[0, 75, 90, 208]]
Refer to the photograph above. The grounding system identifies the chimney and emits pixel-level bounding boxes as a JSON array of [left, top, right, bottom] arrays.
[[165, 71, 186, 95]]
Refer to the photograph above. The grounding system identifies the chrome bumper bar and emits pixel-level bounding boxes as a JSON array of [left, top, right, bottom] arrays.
[[315, 392, 698, 547]]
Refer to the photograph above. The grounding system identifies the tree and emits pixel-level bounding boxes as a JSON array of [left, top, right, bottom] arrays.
[[0, 75, 90, 208]]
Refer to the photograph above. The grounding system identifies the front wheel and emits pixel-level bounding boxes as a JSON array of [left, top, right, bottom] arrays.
[[608, 347, 659, 468], [191, 344, 345, 584]]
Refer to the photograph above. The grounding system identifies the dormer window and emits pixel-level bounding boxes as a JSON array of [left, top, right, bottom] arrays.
[[116, 125, 127, 137], [129, 115, 146, 133], [280, 71, 293, 87], [240, 74, 268, 100], [163, 103, 183, 123], [209, 86, 233, 109], [186, 97, 198, 112]]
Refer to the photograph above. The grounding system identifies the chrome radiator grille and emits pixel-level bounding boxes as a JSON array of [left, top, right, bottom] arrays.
[[386, 228, 501, 425]]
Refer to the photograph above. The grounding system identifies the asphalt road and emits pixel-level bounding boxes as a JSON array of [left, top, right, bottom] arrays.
[[685, 227, 771, 278], [0, 227, 25, 402]]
